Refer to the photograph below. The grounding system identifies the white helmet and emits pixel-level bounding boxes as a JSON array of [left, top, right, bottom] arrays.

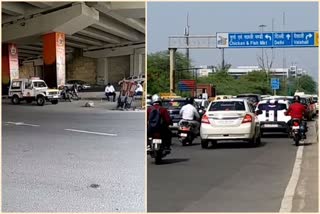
[[151, 94, 161, 104]]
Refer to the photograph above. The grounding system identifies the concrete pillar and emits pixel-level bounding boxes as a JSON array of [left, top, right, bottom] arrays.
[[169, 48, 176, 93], [130, 54, 134, 76], [2, 43, 19, 95], [97, 58, 109, 85], [42, 32, 66, 88]]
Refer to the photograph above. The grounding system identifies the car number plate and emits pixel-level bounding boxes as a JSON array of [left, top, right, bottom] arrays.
[[292, 126, 299, 130], [264, 124, 278, 128], [173, 123, 178, 126], [152, 139, 162, 144], [180, 133, 187, 137], [53, 95, 59, 98]]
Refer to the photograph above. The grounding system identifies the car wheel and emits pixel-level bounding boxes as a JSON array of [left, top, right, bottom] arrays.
[[11, 95, 20, 105], [36, 95, 45, 106], [201, 139, 209, 149]]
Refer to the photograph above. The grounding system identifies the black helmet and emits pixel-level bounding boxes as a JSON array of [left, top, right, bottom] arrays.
[[293, 95, 300, 103], [187, 97, 194, 104]]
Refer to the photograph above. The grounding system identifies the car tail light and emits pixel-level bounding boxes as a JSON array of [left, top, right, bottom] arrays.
[[293, 121, 300, 126], [242, 114, 252, 123], [201, 114, 210, 124]]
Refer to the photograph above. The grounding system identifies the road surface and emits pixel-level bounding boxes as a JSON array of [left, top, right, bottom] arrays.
[[2, 101, 145, 212]]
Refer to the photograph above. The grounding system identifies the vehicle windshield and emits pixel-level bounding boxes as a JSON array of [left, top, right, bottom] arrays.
[[258, 103, 287, 111], [33, 81, 47, 88], [300, 98, 308, 105], [236, 95, 258, 103], [162, 100, 188, 109], [209, 101, 246, 111]]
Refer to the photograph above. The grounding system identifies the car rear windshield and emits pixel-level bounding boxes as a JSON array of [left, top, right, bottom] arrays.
[[236, 95, 259, 103], [209, 101, 245, 111], [162, 100, 188, 109], [300, 98, 308, 105], [258, 103, 287, 111]]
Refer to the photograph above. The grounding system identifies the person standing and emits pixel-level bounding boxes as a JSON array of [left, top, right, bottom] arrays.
[[105, 83, 116, 102]]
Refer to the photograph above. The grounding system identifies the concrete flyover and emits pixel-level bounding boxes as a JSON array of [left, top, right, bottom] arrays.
[[2, 2, 145, 91]]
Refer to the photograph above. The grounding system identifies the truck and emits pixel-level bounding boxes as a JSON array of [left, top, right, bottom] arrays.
[[8, 77, 60, 106]]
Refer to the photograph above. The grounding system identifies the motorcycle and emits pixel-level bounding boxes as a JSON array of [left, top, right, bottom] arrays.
[[290, 118, 305, 146], [178, 120, 195, 146], [147, 133, 170, 164]]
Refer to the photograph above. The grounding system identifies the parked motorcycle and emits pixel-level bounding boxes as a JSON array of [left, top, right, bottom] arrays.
[[147, 133, 170, 164], [178, 120, 196, 146]]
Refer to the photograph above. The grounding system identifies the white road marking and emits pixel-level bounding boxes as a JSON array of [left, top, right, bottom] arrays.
[[64, 129, 117, 137], [279, 145, 304, 212], [5, 121, 40, 127]]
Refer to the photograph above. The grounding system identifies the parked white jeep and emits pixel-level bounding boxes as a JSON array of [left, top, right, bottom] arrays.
[[8, 78, 60, 106]]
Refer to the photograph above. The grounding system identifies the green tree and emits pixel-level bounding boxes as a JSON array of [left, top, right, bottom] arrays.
[[289, 75, 317, 94], [147, 51, 191, 95]]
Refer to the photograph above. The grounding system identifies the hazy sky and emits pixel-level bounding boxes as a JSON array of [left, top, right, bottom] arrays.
[[147, 2, 318, 82]]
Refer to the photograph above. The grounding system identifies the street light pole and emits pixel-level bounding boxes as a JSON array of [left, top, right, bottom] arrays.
[[259, 24, 267, 70]]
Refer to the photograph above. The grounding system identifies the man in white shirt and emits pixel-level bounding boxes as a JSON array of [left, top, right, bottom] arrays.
[[135, 82, 143, 96], [179, 97, 200, 135], [105, 83, 116, 102]]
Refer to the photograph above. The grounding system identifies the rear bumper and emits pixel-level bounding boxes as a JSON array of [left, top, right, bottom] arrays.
[[260, 121, 288, 132], [200, 124, 255, 140]]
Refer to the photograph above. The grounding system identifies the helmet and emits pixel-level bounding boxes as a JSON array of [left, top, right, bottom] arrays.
[[293, 95, 301, 103], [151, 94, 161, 104], [187, 97, 194, 104]]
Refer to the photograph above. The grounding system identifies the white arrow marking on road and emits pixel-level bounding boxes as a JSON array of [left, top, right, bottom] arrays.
[[64, 129, 117, 137], [5, 122, 40, 127], [305, 33, 313, 40], [286, 34, 291, 40], [279, 145, 304, 212]]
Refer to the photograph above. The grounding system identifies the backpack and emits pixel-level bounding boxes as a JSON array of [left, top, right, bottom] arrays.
[[148, 106, 163, 132]]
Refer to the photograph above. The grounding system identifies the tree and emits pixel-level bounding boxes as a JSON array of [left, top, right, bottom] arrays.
[[147, 51, 191, 95], [289, 75, 317, 94]]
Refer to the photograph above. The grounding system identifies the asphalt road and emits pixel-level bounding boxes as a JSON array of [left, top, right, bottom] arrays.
[[147, 121, 318, 212], [2, 101, 145, 212]]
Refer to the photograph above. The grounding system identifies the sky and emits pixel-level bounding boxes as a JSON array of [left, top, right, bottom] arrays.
[[147, 2, 319, 82]]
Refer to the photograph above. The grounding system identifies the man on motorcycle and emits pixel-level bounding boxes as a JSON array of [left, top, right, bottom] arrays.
[[147, 94, 172, 151], [286, 95, 307, 139], [179, 97, 200, 136]]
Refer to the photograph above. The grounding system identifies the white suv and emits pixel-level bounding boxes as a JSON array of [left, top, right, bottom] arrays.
[[8, 78, 60, 106], [255, 99, 291, 135]]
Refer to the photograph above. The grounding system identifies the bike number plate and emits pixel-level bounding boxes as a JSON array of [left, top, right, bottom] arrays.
[[180, 133, 188, 137], [292, 126, 299, 130], [152, 139, 162, 144]]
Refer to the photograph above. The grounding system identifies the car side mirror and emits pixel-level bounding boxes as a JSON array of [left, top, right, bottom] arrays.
[[255, 110, 263, 115]]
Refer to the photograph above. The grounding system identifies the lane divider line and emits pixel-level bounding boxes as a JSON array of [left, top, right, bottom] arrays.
[[64, 129, 117, 137], [279, 145, 304, 212], [5, 121, 40, 127]]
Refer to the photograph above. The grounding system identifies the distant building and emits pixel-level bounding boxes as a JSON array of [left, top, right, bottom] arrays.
[[196, 65, 307, 78]]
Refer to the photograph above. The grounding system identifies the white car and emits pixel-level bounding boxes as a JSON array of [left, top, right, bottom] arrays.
[[256, 99, 291, 135], [200, 99, 261, 149]]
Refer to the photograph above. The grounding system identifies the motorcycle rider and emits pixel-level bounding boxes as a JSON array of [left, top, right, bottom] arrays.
[[286, 95, 307, 139], [179, 97, 200, 136], [147, 94, 172, 151]]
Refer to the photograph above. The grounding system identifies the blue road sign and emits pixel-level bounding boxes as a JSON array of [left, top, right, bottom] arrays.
[[228, 33, 273, 48], [271, 78, 280, 90], [273, 32, 315, 47], [217, 31, 316, 48]]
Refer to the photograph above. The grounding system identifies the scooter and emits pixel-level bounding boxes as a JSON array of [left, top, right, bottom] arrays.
[[178, 120, 195, 146], [147, 133, 170, 165]]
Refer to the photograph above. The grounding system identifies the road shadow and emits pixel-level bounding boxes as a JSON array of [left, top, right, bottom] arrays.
[[207, 141, 267, 149], [157, 158, 190, 165], [262, 133, 289, 138]]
